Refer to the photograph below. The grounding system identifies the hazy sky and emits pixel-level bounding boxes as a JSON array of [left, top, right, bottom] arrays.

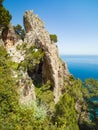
[[3, 0, 98, 55]]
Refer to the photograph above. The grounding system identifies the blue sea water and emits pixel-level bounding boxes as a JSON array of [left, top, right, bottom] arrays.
[[61, 55, 98, 81]]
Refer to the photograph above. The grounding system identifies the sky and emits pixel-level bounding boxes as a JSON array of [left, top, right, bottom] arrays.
[[3, 0, 98, 55]]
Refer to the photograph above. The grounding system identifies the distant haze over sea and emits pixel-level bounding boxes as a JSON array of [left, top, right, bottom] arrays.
[[61, 55, 98, 81]]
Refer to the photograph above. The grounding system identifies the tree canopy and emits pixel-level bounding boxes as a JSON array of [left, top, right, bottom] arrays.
[[0, 0, 11, 27], [50, 34, 58, 43], [0, 0, 4, 4], [14, 24, 26, 40], [55, 93, 79, 130]]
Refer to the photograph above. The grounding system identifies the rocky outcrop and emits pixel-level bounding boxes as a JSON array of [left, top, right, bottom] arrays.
[[11, 67, 36, 105], [17, 71, 36, 105], [24, 10, 69, 103], [2, 23, 20, 51], [0, 23, 36, 105], [0, 23, 25, 63], [7, 40, 25, 63], [0, 10, 70, 103]]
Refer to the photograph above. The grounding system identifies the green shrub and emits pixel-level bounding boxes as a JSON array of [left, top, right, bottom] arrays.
[[0, 0, 11, 27], [19, 45, 44, 71], [50, 34, 58, 43], [54, 93, 79, 130], [35, 81, 55, 114]]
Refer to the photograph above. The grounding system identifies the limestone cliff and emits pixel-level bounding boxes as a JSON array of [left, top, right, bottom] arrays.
[[24, 10, 70, 103], [0, 23, 36, 105], [0, 10, 70, 104]]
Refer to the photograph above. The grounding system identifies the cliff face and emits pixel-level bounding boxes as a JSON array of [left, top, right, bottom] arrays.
[[0, 23, 36, 105], [0, 10, 70, 103], [24, 10, 69, 103]]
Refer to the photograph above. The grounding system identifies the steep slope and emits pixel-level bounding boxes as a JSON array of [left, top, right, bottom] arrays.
[[0, 9, 84, 130]]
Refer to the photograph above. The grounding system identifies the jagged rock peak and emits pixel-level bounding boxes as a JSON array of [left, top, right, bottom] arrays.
[[23, 10, 70, 103], [24, 10, 44, 33]]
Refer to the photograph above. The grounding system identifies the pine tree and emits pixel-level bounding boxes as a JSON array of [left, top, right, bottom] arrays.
[[0, 0, 12, 27]]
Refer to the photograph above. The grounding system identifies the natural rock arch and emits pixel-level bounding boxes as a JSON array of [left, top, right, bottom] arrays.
[[24, 10, 70, 103]]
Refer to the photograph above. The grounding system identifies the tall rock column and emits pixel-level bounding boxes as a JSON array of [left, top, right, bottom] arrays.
[[24, 10, 69, 103]]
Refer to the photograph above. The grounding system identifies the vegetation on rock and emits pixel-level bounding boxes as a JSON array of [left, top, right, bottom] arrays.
[[0, 45, 79, 130], [54, 93, 79, 130], [0, 45, 52, 129], [14, 24, 26, 40], [80, 79, 98, 130], [19, 44, 44, 72], [0, 42, 98, 130], [0, 3, 98, 130], [50, 34, 58, 43]]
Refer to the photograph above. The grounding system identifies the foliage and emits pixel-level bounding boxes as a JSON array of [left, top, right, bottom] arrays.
[[0, 44, 87, 130], [81, 78, 98, 130], [35, 81, 55, 115], [83, 78, 98, 98], [0, 2, 82, 128], [50, 34, 58, 43], [0, 45, 54, 130], [19, 45, 44, 72], [63, 75, 83, 102], [54, 93, 79, 130], [0, 46, 19, 129], [0, 0, 4, 4], [14, 24, 26, 40], [16, 42, 27, 51], [0, 0, 11, 27], [63, 76, 92, 130]]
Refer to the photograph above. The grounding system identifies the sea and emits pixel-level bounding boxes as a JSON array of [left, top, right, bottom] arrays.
[[61, 55, 98, 117], [61, 55, 98, 81]]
